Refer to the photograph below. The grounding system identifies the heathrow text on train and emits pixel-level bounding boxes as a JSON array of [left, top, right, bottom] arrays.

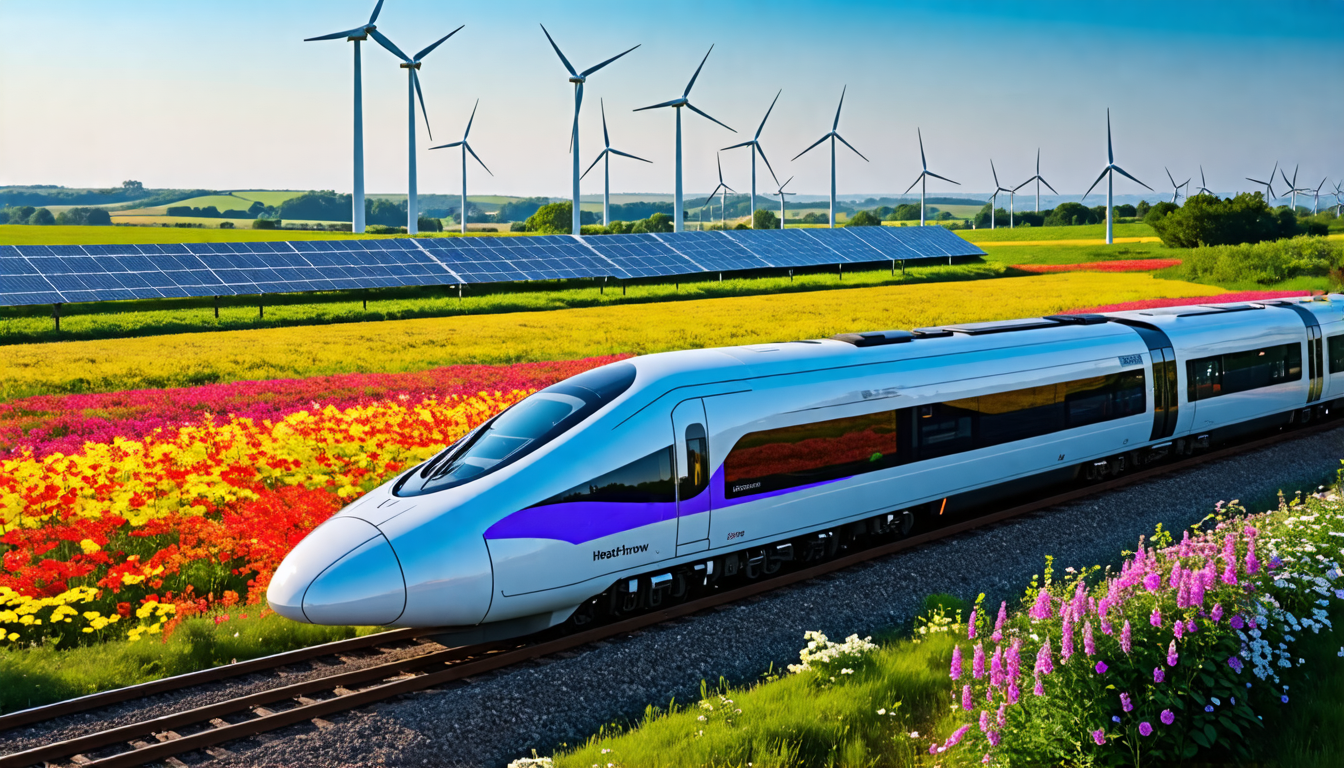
[[592, 543, 651, 561]]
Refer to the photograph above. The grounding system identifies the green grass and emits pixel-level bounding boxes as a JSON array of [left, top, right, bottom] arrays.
[[116, 191, 307, 216], [0, 261, 1006, 345], [1260, 606, 1344, 766], [0, 613, 374, 715], [556, 632, 957, 768], [961, 222, 1157, 242], [982, 240, 1184, 266]]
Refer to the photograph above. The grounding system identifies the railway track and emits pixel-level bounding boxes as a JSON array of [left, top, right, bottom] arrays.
[[2, 417, 1339, 768]]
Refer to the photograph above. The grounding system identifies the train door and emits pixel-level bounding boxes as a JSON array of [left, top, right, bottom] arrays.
[[673, 399, 711, 556]]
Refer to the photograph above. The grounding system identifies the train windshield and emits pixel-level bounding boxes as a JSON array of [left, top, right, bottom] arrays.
[[395, 362, 638, 496]]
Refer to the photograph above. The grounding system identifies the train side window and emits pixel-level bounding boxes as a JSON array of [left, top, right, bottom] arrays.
[[539, 446, 675, 506], [681, 423, 709, 499], [971, 385, 1060, 447], [915, 402, 975, 458], [1187, 358, 1221, 402], [724, 411, 899, 498], [1062, 370, 1147, 428], [1327, 335, 1344, 375], [1189, 343, 1301, 402]]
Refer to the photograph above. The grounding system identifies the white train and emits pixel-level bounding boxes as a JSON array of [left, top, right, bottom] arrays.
[[268, 295, 1343, 641]]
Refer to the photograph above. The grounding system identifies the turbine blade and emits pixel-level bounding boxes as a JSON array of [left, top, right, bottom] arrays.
[[1082, 167, 1109, 201], [683, 45, 714, 97], [306, 26, 367, 41], [414, 25, 463, 61], [539, 25, 577, 76], [1280, 167, 1293, 187], [832, 85, 846, 132], [717, 153, 725, 183], [755, 144, 779, 187], [369, 29, 411, 61], [412, 70, 432, 140], [1166, 167, 1176, 187], [792, 133, 830, 161], [720, 140, 755, 151], [1245, 177, 1266, 186], [580, 149, 607, 180], [580, 43, 640, 77], [1012, 178, 1032, 192], [904, 173, 926, 195], [1111, 164, 1152, 191], [368, 0, 384, 24], [428, 141, 463, 150], [1291, 164, 1299, 186], [465, 143, 492, 176], [777, 176, 794, 193], [755, 89, 781, 139], [464, 98, 479, 139], [1036, 148, 1041, 175], [1201, 165, 1207, 186], [1106, 108, 1113, 164], [917, 127, 926, 170], [601, 99, 610, 147], [1040, 176, 1059, 195], [685, 102, 735, 132], [926, 171, 959, 185], [608, 148, 652, 163], [991, 159, 999, 188], [633, 98, 681, 112], [834, 133, 868, 162]]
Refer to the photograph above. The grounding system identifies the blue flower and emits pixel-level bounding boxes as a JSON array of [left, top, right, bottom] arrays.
[[1281, 695, 1290, 703], [1112, 716, 1121, 723], [1205, 705, 1214, 713]]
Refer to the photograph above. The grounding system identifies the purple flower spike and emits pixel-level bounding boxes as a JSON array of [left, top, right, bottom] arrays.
[[1140, 722, 1153, 737], [1095, 660, 1109, 674], [968, 608, 977, 640], [1154, 667, 1166, 683], [1035, 637, 1054, 676], [1186, 618, 1196, 634], [1143, 571, 1161, 592], [1092, 729, 1106, 745], [1246, 539, 1260, 575], [988, 729, 1002, 747], [1084, 621, 1096, 657], [997, 702, 1006, 729], [951, 645, 963, 680], [1121, 620, 1133, 654], [1030, 588, 1054, 621], [963, 684, 973, 711], [1161, 709, 1175, 725], [1121, 692, 1133, 712], [979, 709, 990, 732], [1211, 603, 1223, 623], [1229, 656, 1244, 673], [1230, 614, 1245, 630], [1151, 607, 1162, 627], [973, 643, 986, 680], [1034, 675, 1045, 697], [1174, 620, 1185, 640], [1167, 640, 1180, 667], [992, 601, 1007, 642]]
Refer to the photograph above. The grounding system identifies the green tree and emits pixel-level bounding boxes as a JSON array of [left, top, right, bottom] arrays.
[[5, 205, 35, 224], [1143, 201, 1179, 226], [630, 219, 649, 234], [28, 208, 55, 225], [1114, 203, 1137, 218], [1136, 200, 1152, 218], [753, 209, 779, 230], [525, 201, 574, 234], [122, 180, 145, 196], [251, 218, 280, 230], [846, 210, 881, 226], [646, 212, 673, 233], [1152, 192, 1300, 248], [1044, 202, 1099, 227], [417, 216, 443, 232]]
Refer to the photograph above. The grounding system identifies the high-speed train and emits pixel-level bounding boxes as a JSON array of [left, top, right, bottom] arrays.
[[268, 295, 1344, 641]]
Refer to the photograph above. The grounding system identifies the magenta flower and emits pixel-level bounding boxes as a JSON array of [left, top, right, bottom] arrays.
[[1180, 529, 1192, 557], [1169, 562, 1183, 590], [990, 645, 1004, 688], [997, 702, 1006, 729], [992, 601, 1007, 642], [963, 684, 973, 711], [1007, 638, 1022, 680], [1007, 680, 1020, 704], [1160, 709, 1175, 725], [979, 709, 990, 732], [1121, 620, 1133, 654], [968, 608, 978, 640], [1167, 640, 1179, 667], [1092, 729, 1106, 746], [988, 729, 1002, 747], [1186, 618, 1196, 634], [951, 644, 963, 680], [1095, 660, 1109, 674], [946, 724, 971, 747], [1222, 564, 1238, 585], [973, 643, 986, 680], [1121, 692, 1133, 712], [1151, 607, 1162, 627], [1143, 571, 1161, 592], [1154, 667, 1165, 683], [1029, 588, 1054, 621], [1061, 613, 1075, 662], [1034, 675, 1045, 697], [1174, 620, 1185, 640], [1211, 603, 1224, 623], [1230, 614, 1245, 630], [1246, 539, 1260, 574], [1139, 721, 1153, 737], [1083, 621, 1096, 657], [1035, 637, 1054, 676]]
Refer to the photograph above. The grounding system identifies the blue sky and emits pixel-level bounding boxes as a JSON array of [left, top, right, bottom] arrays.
[[1, 0, 1341, 201]]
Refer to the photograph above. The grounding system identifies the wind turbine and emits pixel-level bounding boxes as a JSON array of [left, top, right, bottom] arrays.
[[1280, 165, 1309, 212], [704, 153, 735, 229], [793, 87, 867, 228], [580, 100, 651, 227], [1245, 162, 1278, 206], [1333, 181, 1343, 217], [1081, 109, 1152, 245], [429, 100, 491, 235], [1308, 178, 1328, 215], [372, 25, 464, 235], [1018, 149, 1058, 212], [634, 46, 735, 233], [721, 90, 781, 228], [988, 160, 1012, 230], [772, 176, 796, 230], [1165, 167, 1190, 204], [903, 128, 958, 226], [304, 0, 388, 234], [540, 25, 639, 235], [1194, 166, 1215, 197]]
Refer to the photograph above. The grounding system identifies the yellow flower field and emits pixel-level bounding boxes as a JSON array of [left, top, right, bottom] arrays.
[[3, 273, 1226, 401]]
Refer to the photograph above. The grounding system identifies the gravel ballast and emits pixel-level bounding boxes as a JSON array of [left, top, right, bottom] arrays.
[[18, 432, 1344, 768]]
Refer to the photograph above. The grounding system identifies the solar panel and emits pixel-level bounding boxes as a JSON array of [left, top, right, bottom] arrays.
[[652, 231, 773, 273], [580, 234, 697, 279], [793, 228, 883, 263], [719, 229, 823, 268]]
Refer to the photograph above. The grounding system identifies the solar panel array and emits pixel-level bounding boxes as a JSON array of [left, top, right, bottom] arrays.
[[1, 226, 985, 307]]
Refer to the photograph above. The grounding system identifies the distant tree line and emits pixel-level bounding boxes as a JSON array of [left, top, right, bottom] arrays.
[[167, 200, 275, 220], [2, 206, 111, 225], [0, 180, 147, 208]]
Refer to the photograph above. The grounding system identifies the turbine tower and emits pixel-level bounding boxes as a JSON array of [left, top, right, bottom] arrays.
[[903, 128, 958, 226], [771, 176, 796, 230], [1194, 166, 1215, 197], [793, 87, 867, 228], [372, 25, 464, 235], [540, 25, 639, 235], [1245, 162, 1278, 206], [1333, 181, 1343, 217], [634, 46, 735, 233], [1018, 149, 1057, 212], [1280, 165, 1308, 212], [1165, 167, 1190, 204], [580, 99, 651, 227], [721, 90, 781, 228], [1080, 109, 1152, 245], [428, 100, 491, 235], [704, 153, 735, 229], [304, 0, 388, 234], [988, 160, 1012, 230]]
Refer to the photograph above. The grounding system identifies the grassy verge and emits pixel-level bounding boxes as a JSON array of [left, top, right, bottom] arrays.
[[0, 262, 1003, 346], [1, 273, 1224, 401], [0, 612, 372, 714]]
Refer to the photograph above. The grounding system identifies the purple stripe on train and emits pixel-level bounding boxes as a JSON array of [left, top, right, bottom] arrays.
[[483, 466, 853, 545]]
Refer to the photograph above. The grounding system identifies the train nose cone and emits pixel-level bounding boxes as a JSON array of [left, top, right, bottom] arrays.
[[267, 517, 407, 626]]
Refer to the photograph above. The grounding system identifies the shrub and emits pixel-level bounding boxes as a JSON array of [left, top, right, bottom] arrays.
[[218, 221, 235, 229], [1175, 236, 1342, 285], [54, 207, 112, 226], [509, 221, 528, 232], [27, 208, 55, 225], [1153, 193, 1299, 248], [250, 218, 280, 230], [1144, 201, 1180, 226], [847, 210, 882, 227], [579, 224, 608, 235], [417, 216, 443, 233], [607, 220, 631, 234], [525, 201, 574, 234]]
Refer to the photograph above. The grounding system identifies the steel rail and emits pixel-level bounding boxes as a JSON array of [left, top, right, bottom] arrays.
[[3, 418, 1338, 768]]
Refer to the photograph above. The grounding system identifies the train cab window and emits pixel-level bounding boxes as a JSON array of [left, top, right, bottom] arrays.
[[680, 424, 709, 499], [724, 411, 899, 498], [539, 447, 675, 506], [1328, 335, 1344, 374], [1187, 343, 1301, 402], [915, 402, 975, 458]]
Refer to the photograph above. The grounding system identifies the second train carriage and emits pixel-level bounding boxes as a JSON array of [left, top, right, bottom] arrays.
[[268, 295, 1344, 641]]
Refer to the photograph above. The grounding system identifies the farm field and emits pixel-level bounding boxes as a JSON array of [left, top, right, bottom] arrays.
[[1, 273, 1228, 401], [965, 221, 1156, 242], [115, 191, 306, 216], [107, 215, 337, 228]]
